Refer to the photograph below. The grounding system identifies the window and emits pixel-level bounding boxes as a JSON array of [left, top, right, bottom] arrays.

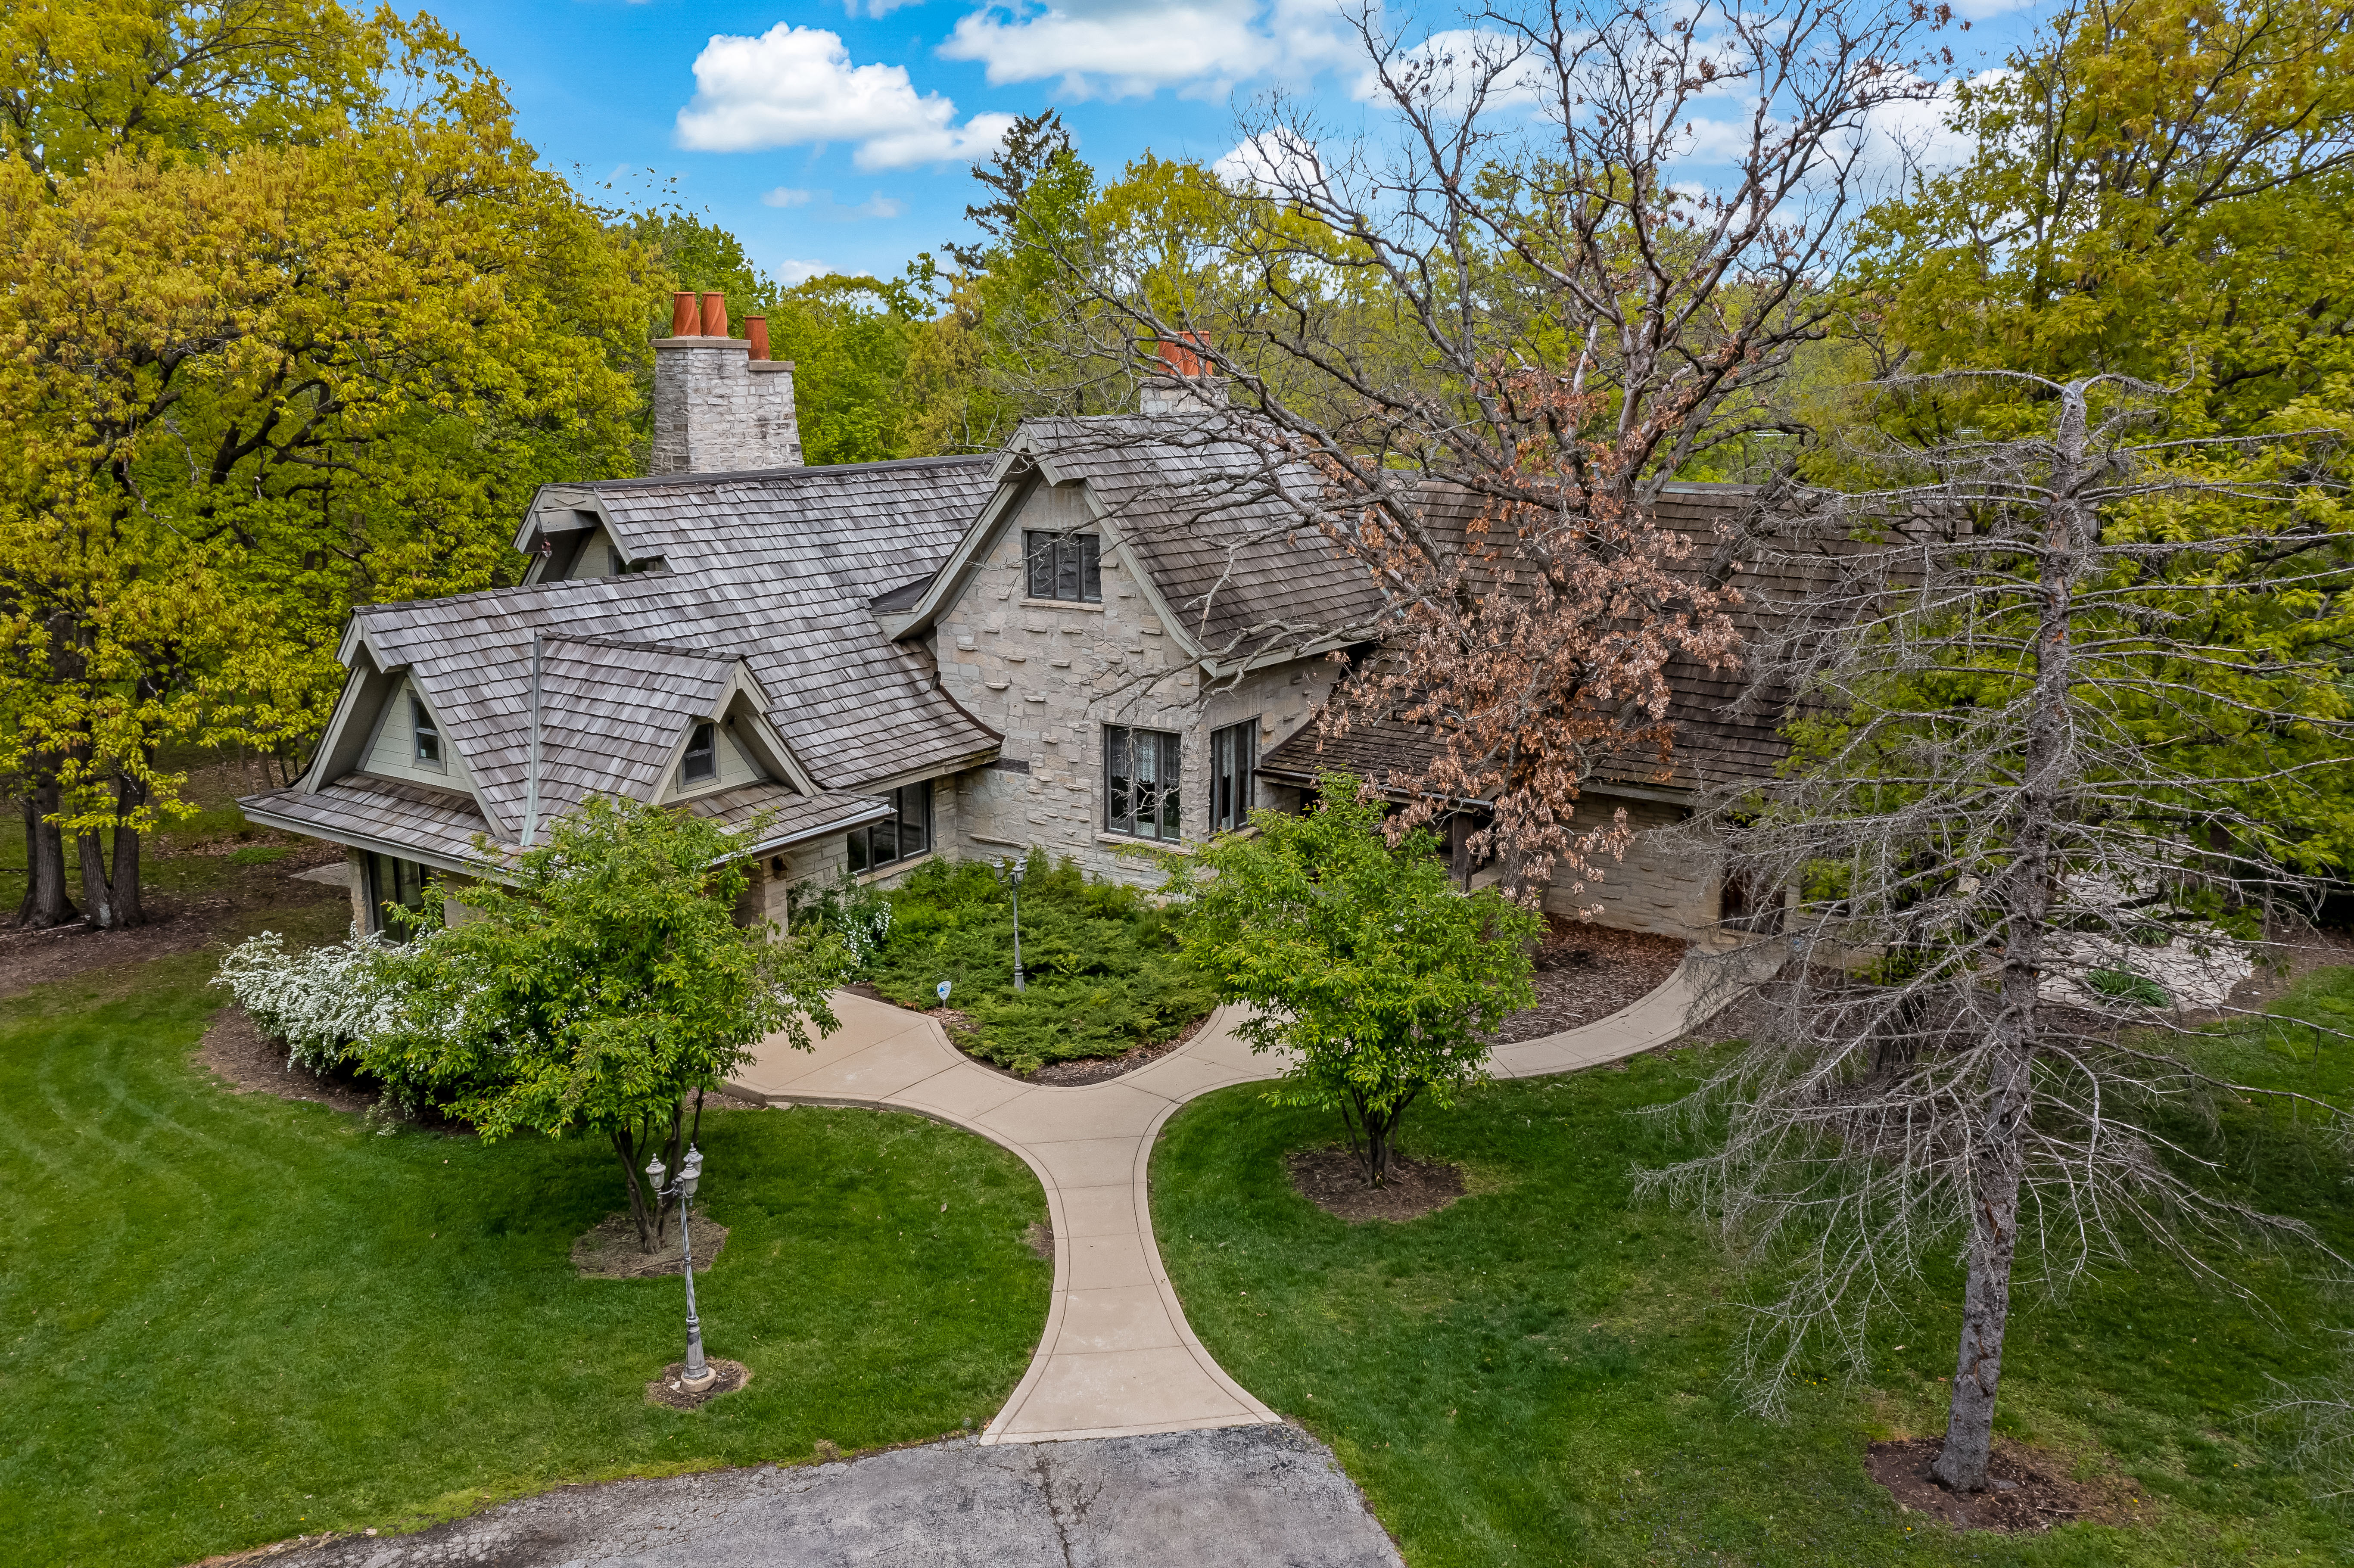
[[847, 780, 933, 873], [682, 721, 717, 784], [1104, 725, 1183, 840], [1209, 720, 1256, 834], [1024, 530, 1101, 603], [364, 852, 428, 939], [411, 696, 441, 768]]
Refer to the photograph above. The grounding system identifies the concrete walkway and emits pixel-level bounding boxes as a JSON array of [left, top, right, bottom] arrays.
[[265, 1425, 1405, 1568], [731, 943, 1768, 1446]]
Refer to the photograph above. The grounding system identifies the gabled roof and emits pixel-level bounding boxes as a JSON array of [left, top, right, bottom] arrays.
[[337, 461, 1005, 812], [892, 416, 1386, 668], [519, 456, 995, 579]]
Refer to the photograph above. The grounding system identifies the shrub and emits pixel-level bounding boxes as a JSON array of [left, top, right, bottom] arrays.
[[212, 927, 399, 1070], [2089, 966, 2172, 1007], [788, 869, 895, 964], [860, 852, 1216, 1075]]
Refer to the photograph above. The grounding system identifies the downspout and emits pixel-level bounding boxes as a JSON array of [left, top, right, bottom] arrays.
[[522, 632, 543, 848]]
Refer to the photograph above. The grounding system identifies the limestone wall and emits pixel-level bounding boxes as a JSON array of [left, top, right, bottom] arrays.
[[932, 479, 1339, 885], [1539, 790, 1720, 936]]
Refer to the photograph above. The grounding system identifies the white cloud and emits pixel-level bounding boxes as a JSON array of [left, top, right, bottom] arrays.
[[1214, 129, 1329, 195], [940, 0, 1353, 100], [676, 23, 1014, 170], [761, 186, 909, 220], [774, 258, 834, 285], [1352, 27, 1544, 112], [844, 0, 925, 15]]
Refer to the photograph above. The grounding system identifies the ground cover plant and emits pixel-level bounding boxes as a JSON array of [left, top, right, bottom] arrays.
[[0, 948, 1051, 1568], [851, 852, 1215, 1075], [1150, 966, 2354, 1567]]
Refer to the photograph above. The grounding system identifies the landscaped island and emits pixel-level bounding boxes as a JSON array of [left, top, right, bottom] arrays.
[[837, 852, 1218, 1079]]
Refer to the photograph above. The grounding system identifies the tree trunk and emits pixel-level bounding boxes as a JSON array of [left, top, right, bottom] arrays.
[[1932, 380, 2092, 1492], [78, 831, 114, 930], [16, 797, 33, 924], [612, 1125, 658, 1253], [1349, 1089, 1417, 1188], [26, 779, 77, 928], [110, 771, 146, 928]]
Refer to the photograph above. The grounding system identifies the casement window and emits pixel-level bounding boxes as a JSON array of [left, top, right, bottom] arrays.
[[1208, 720, 1257, 834], [364, 852, 428, 939], [848, 780, 933, 873], [681, 721, 717, 785], [1024, 530, 1101, 603], [1104, 725, 1183, 840], [411, 697, 442, 768]]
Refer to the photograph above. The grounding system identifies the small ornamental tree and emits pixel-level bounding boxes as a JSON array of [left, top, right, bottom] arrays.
[[1166, 773, 1540, 1186], [359, 796, 850, 1251]]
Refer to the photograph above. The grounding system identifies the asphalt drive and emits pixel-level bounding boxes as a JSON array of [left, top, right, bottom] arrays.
[[253, 1424, 1404, 1567]]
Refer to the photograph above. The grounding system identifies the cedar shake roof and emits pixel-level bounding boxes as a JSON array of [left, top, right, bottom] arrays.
[[346, 461, 1006, 821], [241, 775, 887, 872], [526, 455, 996, 579], [242, 777, 494, 870], [1260, 482, 1830, 798], [1006, 417, 1387, 660]]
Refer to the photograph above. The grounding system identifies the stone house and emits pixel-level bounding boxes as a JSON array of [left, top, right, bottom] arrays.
[[241, 295, 1778, 940]]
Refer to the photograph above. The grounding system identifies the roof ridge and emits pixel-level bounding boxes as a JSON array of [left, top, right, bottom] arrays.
[[562, 454, 992, 493], [539, 631, 734, 663]]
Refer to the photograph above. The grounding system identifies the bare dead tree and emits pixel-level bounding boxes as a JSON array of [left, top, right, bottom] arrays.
[[971, 0, 1957, 892], [1645, 370, 2354, 1491]]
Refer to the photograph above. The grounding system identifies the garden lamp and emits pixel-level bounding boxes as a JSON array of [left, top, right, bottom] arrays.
[[645, 1145, 713, 1391], [1003, 858, 1027, 993]]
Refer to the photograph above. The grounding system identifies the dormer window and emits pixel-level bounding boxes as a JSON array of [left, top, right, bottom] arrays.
[[1025, 531, 1101, 603], [412, 697, 441, 768], [682, 722, 717, 784]]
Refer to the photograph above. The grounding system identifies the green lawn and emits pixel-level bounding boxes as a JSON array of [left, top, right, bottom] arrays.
[[1152, 970, 2354, 1566], [0, 949, 1051, 1568]]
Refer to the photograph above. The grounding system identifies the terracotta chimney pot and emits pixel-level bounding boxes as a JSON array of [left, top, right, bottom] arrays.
[[745, 316, 769, 361], [1158, 333, 1210, 377], [669, 291, 698, 337], [700, 292, 728, 338]]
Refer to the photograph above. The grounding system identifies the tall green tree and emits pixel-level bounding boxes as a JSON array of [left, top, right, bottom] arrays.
[[0, 2, 656, 928], [1165, 775, 1540, 1186], [359, 798, 849, 1251]]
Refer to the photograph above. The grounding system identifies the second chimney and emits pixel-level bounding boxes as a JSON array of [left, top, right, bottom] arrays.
[[650, 291, 804, 476]]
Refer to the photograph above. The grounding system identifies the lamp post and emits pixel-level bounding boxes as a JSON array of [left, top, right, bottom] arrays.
[[643, 1145, 713, 1391], [1004, 857, 1027, 993]]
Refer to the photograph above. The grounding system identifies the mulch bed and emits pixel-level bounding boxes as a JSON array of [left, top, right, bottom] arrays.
[[1287, 1145, 1467, 1223], [1489, 920, 1688, 1045], [197, 1005, 386, 1117], [645, 1358, 750, 1410], [1865, 1437, 2133, 1533], [572, 1211, 729, 1279]]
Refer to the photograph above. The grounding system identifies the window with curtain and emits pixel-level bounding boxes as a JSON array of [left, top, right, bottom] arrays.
[[1209, 719, 1256, 833], [1024, 530, 1101, 602], [847, 780, 934, 873], [1103, 725, 1183, 840]]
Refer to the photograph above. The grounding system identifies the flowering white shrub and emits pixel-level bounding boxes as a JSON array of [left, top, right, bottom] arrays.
[[788, 871, 894, 967], [212, 927, 403, 1070]]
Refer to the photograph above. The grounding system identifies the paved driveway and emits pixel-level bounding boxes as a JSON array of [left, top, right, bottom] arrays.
[[265, 1426, 1403, 1567]]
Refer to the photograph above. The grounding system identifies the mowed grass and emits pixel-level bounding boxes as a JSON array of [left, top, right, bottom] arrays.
[[0, 951, 1051, 1568], [1152, 969, 2354, 1567]]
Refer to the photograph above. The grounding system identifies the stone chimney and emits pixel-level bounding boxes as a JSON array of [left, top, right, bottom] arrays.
[[1139, 333, 1227, 417], [650, 291, 804, 475]]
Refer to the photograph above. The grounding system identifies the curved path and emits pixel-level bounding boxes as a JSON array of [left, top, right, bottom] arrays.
[[730, 943, 1772, 1445]]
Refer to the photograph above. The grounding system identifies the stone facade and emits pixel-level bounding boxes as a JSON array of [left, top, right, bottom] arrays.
[[922, 479, 1340, 887], [650, 339, 802, 476], [1538, 790, 1718, 936]]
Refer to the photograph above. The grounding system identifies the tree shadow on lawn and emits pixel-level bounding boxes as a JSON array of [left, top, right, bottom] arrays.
[[0, 950, 1051, 1568], [1149, 1053, 2352, 1568]]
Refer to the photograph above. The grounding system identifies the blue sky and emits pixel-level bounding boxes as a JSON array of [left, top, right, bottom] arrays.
[[418, 0, 2047, 290]]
